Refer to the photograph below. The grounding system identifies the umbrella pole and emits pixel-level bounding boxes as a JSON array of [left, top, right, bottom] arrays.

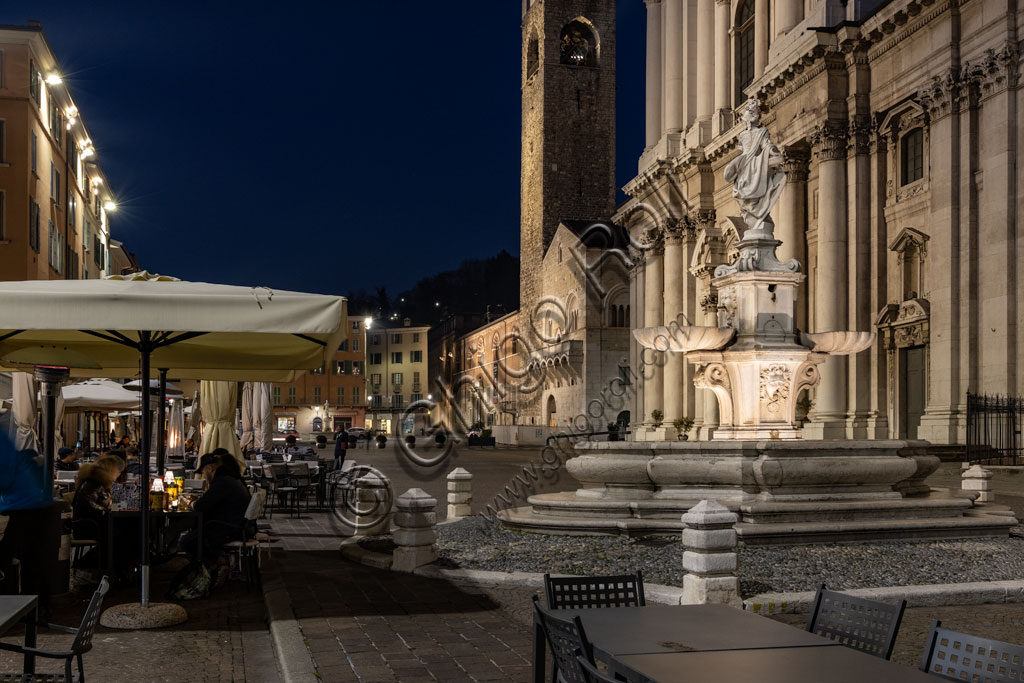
[[157, 369, 168, 473], [139, 338, 152, 608]]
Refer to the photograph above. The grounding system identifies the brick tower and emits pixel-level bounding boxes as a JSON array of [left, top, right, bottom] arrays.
[[519, 0, 617, 324]]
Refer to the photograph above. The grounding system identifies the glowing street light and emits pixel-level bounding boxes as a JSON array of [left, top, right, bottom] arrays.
[[103, 201, 117, 212], [45, 74, 62, 85]]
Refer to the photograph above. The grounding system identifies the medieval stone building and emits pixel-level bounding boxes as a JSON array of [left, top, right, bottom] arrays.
[[623, 0, 1022, 447]]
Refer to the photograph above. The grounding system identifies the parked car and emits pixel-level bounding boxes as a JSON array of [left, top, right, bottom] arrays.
[[345, 427, 370, 441]]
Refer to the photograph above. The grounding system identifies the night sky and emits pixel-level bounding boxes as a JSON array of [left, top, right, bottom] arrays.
[[6, 2, 645, 296]]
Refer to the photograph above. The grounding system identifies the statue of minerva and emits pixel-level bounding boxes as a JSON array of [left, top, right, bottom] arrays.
[[723, 98, 786, 237]]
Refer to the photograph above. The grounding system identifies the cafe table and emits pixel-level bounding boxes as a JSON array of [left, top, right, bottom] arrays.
[[532, 604, 934, 683], [106, 509, 203, 574], [0, 595, 38, 674]]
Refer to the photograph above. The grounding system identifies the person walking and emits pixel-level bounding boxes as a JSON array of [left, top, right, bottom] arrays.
[[334, 427, 348, 469]]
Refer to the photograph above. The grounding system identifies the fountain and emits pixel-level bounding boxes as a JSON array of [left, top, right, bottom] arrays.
[[501, 101, 1016, 543]]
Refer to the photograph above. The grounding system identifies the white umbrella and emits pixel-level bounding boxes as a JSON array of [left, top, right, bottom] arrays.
[[62, 379, 141, 411], [252, 382, 273, 451], [124, 379, 184, 396], [239, 382, 254, 452], [11, 371, 38, 452], [0, 273, 346, 613], [54, 390, 65, 450]]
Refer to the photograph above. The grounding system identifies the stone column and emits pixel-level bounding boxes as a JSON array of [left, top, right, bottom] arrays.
[[663, 226, 685, 425], [774, 0, 803, 39], [392, 488, 438, 572], [681, 500, 741, 606], [663, 0, 687, 133], [847, 121, 873, 436], [694, 0, 715, 143], [962, 465, 994, 502], [713, 0, 732, 135], [632, 248, 647, 434], [644, 231, 666, 424], [446, 467, 473, 518], [777, 150, 809, 331], [348, 473, 392, 536], [645, 0, 664, 148], [806, 123, 849, 439], [754, 0, 769, 77]]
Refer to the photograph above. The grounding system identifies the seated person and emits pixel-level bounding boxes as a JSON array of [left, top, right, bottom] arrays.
[[55, 447, 79, 472], [178, 452, 251, 566], [72, 455, 137, 579], [123, 447, 143, 475]]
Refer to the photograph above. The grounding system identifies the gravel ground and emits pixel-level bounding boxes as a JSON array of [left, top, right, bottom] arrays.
[[360, 518, 1024, 598]]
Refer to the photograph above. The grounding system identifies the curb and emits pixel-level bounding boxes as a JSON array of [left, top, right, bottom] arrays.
[[336, 539, 1024, 616], [744, 580, 1024, 615], [261, 556, 319, 683]]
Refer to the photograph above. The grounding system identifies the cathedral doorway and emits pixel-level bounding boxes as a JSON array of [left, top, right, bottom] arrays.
[[546, 395, 557, 428], [900, 346, 926, 439]]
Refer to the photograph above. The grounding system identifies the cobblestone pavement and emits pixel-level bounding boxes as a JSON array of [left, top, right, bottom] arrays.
[[0, 559, 279, 683]]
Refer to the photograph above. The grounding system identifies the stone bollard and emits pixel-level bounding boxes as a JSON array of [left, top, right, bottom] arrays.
[[392, 488, 438, 572], [681, 500, 742, 607], [446, 467, 473, 519], [348, 472, 391, 536], [962, 464, 995, 502]]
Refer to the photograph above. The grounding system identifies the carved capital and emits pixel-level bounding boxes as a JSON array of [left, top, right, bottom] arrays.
[[847, 119, 872, 156], [642, 227, 665, 257], [781, 149, 810, 182], [918, 71, 957, 119], [693, 362, 730, 392], [693, 209, 717, 232], [699, 292, 719, 313], [810, 122, 849, 162]]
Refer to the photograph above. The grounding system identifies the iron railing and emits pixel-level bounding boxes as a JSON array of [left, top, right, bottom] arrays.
[[966, 392, 1024, 465]]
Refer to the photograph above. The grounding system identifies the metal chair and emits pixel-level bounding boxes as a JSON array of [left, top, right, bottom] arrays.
[[69, 519, 102, 573], [920, 619, 1024, 682], [0, 576, 110, 682], [532, 596, 593, 683], [287, 463, 314, 512], [576, 652, 630, 683], [263, 464, 297, 518], [544, 571, 646, 610], [218, 490, 267, 590], [805, 583, 906, 660]]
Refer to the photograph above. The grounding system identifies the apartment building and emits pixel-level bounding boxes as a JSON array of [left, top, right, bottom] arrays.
[[366, 318, 430, 436]]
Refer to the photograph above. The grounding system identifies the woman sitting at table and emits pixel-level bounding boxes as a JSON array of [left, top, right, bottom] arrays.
[[177, 452, 251, 567], [72, 455, 137, 580]]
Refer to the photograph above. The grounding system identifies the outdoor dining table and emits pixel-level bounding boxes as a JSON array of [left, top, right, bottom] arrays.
[[532, 604, 939, 683], [106, 509, 203, 575], [0, 595, 38, 674]]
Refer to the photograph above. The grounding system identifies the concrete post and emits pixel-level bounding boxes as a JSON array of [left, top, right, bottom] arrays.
[[349, 473, 391, 536], [962, 465, 994, 502], [447, 467, 473, 519], [392, 488, 438, 572], [681, 500, 741, 606]]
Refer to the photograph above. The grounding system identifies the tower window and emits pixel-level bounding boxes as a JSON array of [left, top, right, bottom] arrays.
[[560, 20, 597, 67], [734, 0, 754, 107], [527, 36, 539, 78], [901, 128, 924, 185]]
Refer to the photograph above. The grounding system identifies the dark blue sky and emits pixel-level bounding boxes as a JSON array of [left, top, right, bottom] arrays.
[[7, 2, 645, 295]]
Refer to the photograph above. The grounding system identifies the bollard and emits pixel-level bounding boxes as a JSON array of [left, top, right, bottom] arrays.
[[392, 488, 438, 572], [962, 464, 995, 502], [348, 473, 391, 536], [681, 500, 741, 607], [446, 467, 473, 519]]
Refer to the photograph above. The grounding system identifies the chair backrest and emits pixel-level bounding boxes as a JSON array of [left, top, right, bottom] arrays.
[[806, 584, 906, 660], [268, 464, 289, 481], [532, 596, 593, 683], [244, 489, 267, 521], [265, 453, 284, 463], [920, 619, 1024, 681], [576, 652, 623, 683], [183, 478, 205, 491], [56, 470, 77, 482], [544, 571, 646, 610], [72, 576, 110, 654]]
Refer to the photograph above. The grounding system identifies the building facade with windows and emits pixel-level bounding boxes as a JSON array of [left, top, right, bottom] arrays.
[[365, 319, 430, 436], [271, 317, 366, 438], [622, 0, 1022, 446], [0, 22, 118, 282]]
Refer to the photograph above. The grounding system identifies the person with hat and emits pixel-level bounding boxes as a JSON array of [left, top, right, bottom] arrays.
[[177, 451, 251, 566], [55, 447, 79, 472]]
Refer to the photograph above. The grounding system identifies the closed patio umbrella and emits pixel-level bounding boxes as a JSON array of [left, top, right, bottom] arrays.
[[11, 372, 38, 453], [199, 380, 244, 468], [239, 382, 254, 452], [0, 273, 346, 619], [252, 382, 273, 452]]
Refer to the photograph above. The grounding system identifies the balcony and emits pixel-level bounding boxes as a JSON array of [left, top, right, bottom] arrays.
[[525, 339, 584, 372]]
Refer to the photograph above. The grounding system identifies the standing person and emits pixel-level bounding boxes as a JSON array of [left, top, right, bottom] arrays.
[[334, 427, 348, 469], [0, 431, 60, 620]]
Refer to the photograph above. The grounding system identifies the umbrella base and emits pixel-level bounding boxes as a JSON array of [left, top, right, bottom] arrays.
[[100, 602, 188, 629]]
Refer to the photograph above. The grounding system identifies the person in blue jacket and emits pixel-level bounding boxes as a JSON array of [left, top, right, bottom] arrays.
[[0, 430, 59, 620]]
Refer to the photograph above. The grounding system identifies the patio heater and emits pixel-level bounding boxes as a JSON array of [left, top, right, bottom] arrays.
[[34, 364, 70, 494]]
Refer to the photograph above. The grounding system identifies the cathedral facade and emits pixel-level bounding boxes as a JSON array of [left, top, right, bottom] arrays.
[[622, 0, 1023, 447]]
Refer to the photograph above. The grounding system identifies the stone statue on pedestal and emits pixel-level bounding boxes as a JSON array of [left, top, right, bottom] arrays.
[[724, 98, 786, 238]]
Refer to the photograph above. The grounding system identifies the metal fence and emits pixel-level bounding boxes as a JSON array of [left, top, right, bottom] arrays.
[[966, 392, 1024, 465]]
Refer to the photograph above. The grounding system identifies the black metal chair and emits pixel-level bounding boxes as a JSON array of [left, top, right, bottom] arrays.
[[576, 651, 637, 683], [263, 464, 297, 518], [69, 519, 103, 573], [544, 571, 646, 610], [920, 619, 1024, 682], [0, 576, 110, 682], [217, 490, 267, 590], [532, 596, 594, 683], [287, 463, 314, 513], [805, 583, 906, 660]]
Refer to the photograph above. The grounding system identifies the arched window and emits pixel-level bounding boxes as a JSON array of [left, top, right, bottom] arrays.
[[560, 20, 598, 67], [901, 128, 924, 185], [526, 35, 539, 78], [734, 0, 755, 107]]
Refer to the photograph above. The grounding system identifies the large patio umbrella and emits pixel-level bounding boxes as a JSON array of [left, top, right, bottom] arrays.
[[0, 274, 347, 618], [198, 380, 244, 468], [62, 379, 141, 411], [186, 389, 201, 444], [252, 383, 274, 451]]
